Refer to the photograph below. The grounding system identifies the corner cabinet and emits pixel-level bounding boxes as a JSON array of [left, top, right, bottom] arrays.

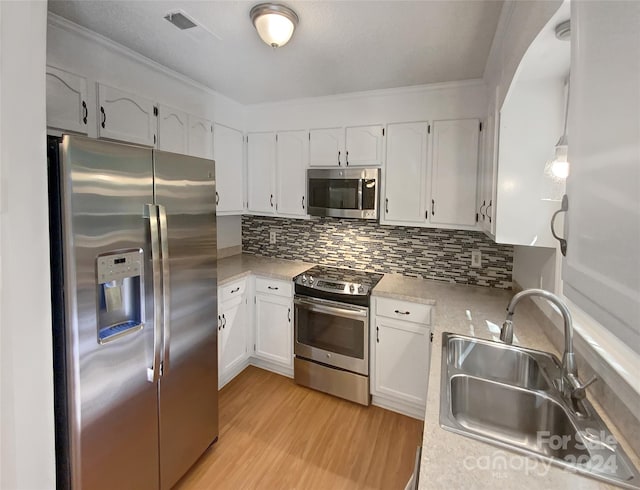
[[253, 277, 294, 372], [214, 124, 245, 215], [371, 297, 432, 419], [97, 83, 157, 147], [46, 66, 89, 134], [218, 278, 250, 389], [309, 125, 384, 167]]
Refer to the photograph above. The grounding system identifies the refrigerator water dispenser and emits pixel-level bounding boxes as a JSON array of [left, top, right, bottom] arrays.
[[96, 249, 145, 344]]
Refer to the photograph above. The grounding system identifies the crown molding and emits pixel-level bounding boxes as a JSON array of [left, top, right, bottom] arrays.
[[246, 78, 486, 110]]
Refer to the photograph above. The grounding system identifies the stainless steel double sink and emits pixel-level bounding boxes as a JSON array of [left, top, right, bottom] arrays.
[[439, 333, 640, 489]]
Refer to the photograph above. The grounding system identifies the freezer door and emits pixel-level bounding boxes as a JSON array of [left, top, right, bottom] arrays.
[[154, 150, 218, 490], [60, 135, 160, 490]]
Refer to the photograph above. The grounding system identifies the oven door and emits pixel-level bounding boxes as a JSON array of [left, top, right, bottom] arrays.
[[294, 296, 369, 376]]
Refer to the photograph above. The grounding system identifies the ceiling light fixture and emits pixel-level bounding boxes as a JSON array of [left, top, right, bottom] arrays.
[[250, 3, 299, 48]]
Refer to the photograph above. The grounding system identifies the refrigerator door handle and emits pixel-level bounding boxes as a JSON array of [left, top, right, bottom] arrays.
[[145, 203, 162, 383], [158, 204, 171, 376]]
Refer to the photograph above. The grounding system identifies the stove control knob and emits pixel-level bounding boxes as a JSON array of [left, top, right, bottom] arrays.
[[309, 275, 314, 285], [358, 285, 364, 294], [301, 274, 307, 284], [349, 284, 355, 293]]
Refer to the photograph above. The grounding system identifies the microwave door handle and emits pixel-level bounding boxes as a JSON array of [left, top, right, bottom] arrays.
[[144, 204, 162, 383], [357, 179, 363, 210], [158, 204, 171, 376]]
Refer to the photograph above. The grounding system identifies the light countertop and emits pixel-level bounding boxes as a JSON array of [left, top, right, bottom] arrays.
[[218, 254, 313, 284], [217, 255, 639, 489]]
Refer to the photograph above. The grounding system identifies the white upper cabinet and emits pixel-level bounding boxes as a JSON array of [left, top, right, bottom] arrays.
[[345, 125, 384, 166], [213, 124, 244, 215], [309, 128, 344, 167], [382, 122, 429, 225], [276, 130, 308, 217], [563, 0, 640, 353], [157, 105, 188, 154], [97, 83, 156, 147], [308, 125, 383, 167], [478, 102, 499, 237], [46, 66, 88, 134], [188, 115, 214, 160], [429, 119, 480, 227], [247, 132, 276, 214]]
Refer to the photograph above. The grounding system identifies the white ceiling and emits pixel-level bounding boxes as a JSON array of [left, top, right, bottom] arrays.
[[48, 0, 504, 104]]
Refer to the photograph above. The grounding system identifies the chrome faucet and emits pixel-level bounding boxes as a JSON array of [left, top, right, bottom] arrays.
[[500, 289, 597, 406]]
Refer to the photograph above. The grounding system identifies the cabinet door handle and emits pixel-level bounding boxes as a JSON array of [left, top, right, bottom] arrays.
[[267, 286, 279, 290], [302, 196, 305, 210], [100, 106, 106, 128], [287, 308, 291, 323], [338, 150, 341, 166], [431, 199, 435, 216], [394, 309, 410, 315], [479, 200, 486, 219], [218, 315, 221, 331], [551, 194, 568, 256], [345, 150, 349, 166], [385, 198, 389, 214], [486, 199, 492, 223], [82, 101, 88, 125], [222, 314, 226, 329], [216, 191, 219, 205], [270, 194, 273, 207], [376, 326, 379, 343], [230, 287, 240, 294]]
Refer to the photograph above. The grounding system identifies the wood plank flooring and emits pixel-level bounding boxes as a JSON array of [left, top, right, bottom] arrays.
[[175, 366, 424, 490]]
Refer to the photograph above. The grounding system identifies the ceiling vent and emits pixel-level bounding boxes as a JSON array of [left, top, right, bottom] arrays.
[[164, 11, 198, 30]]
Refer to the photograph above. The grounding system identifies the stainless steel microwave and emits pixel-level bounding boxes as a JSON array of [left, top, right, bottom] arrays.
[[307, 168, 380, 220]]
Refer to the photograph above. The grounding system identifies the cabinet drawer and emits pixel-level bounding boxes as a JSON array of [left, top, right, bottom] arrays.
[[255, 277, 292, 297], [376, 297, 431, 325], [219, 278, 247, 303]]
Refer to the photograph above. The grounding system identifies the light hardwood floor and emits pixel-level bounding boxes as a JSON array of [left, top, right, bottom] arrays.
[[175, 366, 424, 490]]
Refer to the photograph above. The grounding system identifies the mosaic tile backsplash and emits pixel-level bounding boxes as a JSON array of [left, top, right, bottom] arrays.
[[242, 216, 514, 289]]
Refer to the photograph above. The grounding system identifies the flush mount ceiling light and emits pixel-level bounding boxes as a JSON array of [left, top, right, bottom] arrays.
[[250, 3, 299, 48]]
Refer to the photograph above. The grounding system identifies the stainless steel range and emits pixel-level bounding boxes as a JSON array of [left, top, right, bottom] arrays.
[[293, 266, 383, 405]]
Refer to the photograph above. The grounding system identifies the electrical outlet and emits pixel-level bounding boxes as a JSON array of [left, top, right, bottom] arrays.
[[471, 250, 482, 268], [269, 230, 276, 245]]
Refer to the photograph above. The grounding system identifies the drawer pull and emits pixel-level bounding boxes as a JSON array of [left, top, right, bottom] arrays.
[[394, 309, 410, 315], [267, 286, 279, 290], [230, 287, 240, 294]]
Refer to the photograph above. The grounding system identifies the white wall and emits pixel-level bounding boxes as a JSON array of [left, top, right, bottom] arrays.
[[0, 1, 56, 488], [217, 215, 242, 250], [512, 246, 557, 292], [245, 80, 487, 132]]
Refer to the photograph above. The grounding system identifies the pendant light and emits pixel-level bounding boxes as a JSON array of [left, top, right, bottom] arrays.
[[250, 3, 299, 48]]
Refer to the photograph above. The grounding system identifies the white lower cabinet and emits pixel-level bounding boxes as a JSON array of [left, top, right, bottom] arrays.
[[218, 279, 249, 388], [371, 297, 432, 419], [253, 277, 293, 370]]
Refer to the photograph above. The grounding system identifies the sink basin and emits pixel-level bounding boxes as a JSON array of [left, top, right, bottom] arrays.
[[447, 336, 551, 390], [450, 374, 588, 460], [440, 333, 640, 489]]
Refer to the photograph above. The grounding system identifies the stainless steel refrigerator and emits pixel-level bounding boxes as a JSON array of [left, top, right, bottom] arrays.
[[48, 134, 218, 490]]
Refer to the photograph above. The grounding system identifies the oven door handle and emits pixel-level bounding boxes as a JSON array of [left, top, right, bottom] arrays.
[[294, 297, 368, 320]]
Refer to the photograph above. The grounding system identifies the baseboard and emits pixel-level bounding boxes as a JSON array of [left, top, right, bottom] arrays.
[[372, 395, 425, 420], [219, 358, 251, 389], [249, 357, 294, 378]]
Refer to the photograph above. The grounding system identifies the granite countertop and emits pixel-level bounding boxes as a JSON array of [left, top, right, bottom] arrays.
[[217, 255, 639, 488], [218, 253, 313, 284], [375, 275, 639, 489]]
